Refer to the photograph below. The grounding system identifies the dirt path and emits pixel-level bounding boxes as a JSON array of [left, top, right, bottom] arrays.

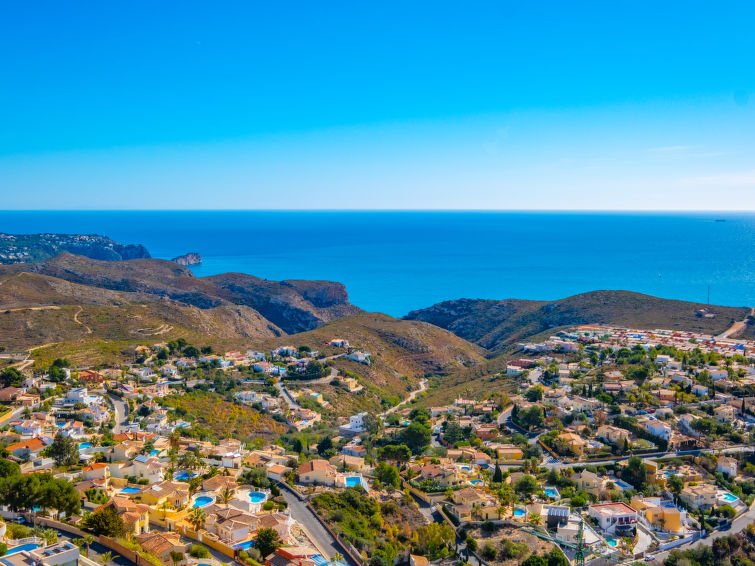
[[380, 378, 427, 417], [717, 307, 755, 339], [73, 306, 93, 334]]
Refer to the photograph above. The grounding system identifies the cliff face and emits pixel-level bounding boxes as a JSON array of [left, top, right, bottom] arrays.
[[171, 252, 202, 266], [2, 253, 362, 335], [0, 233, 150, 264]]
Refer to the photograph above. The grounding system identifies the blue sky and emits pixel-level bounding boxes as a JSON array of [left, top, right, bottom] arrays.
[[2, 1, 755, 210]]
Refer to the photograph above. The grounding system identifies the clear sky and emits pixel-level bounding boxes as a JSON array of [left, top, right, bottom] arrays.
[[2, 1, 755, 210]]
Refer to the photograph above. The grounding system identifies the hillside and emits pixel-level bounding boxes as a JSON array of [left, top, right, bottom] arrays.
[[404, 290, 752, 354], [263, 313, 486, 416], [0, 253, 362, 335], [0, 271, 283, 364], [0, 233, 150, 263]]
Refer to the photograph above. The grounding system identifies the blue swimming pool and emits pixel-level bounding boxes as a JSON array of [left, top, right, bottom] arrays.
[[150, 449, 159, 456], [6, 544, 41, 555], [345, 476, 362, 488], [192, 496, 214, 508], [79, 442, 92, 449], [175, 471, 197, 481], [544, 488, 559, 499], [234, 540, 254, 550], [469, 480, 484, 487], [460, 465, 471, 471], [513, 509, 525, 517], [120, 487, 141, 494], [249, 491, 267, 503], [606, 537, 617, 547], [722, 492, 738, 503]]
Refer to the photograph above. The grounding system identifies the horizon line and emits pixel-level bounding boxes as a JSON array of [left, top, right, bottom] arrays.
[[1, 209, 754, 214]]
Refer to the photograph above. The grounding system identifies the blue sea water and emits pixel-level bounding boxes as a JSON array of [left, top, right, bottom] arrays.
[[0, 211, 753, 316]]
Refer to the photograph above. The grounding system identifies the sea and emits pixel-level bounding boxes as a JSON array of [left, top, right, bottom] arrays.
[[0, 211, 753, 316]]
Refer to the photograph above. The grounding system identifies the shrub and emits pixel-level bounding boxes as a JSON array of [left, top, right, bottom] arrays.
[[189, 545, 210, 559]]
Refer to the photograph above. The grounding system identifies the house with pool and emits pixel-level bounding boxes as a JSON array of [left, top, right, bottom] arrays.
[[297, 459, 337, 486]]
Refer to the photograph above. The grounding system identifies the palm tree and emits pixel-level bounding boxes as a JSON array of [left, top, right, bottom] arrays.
[[72, 539, 85, 554], [42, 529, 58, 546], [187, 507, 206, 532], [219, 486, 234, 507], [99, 552, 113, 565], [169, 550, 183, 566], [83, 535, 95, 557], [159, 500, 172, 521], [527, 513, 542, 527]]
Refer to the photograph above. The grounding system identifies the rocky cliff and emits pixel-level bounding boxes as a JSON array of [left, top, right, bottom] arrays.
[[1, 253, 362, 335], [171, 252, 202, 266]]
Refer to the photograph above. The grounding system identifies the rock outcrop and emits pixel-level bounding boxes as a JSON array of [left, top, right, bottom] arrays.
[[171, 252, 202, 266]]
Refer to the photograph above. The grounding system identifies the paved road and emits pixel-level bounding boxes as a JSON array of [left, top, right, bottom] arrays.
[[108, 393, 129, 433], [275, 382, 300, 410], [278, 485, 355, 564]]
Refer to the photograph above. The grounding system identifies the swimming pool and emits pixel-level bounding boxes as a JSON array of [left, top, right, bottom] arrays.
[[192, 496, 214, 508], [606, 537, 617, 547], [513, 509, 525, 517], [120, 487, 142, 494], [460, 465, 471, 471], [721, 492, 739, 503], [469, 480, 484, 487], [6, 544, 41, 555], [234, 540, 254, 550], [544, 488, 559, 499], [175, 471, 197, 481], [344, 476, 362, 488], [150, 449, 160, 456], [79, 442, 92, 449], [249, 491, 267, 503]]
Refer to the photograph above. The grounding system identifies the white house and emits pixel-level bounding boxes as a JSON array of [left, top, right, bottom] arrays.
[[588, 503, 638, 535], [347, 351, 371, 365], [339, 412, 368, 436]]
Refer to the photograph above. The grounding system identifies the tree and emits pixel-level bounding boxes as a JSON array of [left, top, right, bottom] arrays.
[[83, 535, 95, 557], [219, 486, 234, 506], [667, 475, 684, 499], [317, 435, 334, 457], [624, 455, 647, 490], [0, 368, 24, 388], [525, 386, 544, 402], [302, 360, 327, 380], [82, 507, 125, 538], [183, 346, 200, 358], [254, 528, 280, 558], [522, 554, 548, 566], [49, 432, 79, 467], [99, 552, 113, 565], [380, 444, 412, 465], [492, 462, 503, 483], [374, 462, 401, 489], [187, 507, 206, 532], [514, 474, 538, 497], [401, 421, 432, 454], [169, 551, 183, 566]]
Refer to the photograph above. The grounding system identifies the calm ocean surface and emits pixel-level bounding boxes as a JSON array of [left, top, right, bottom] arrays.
[[0, 211, 753, 316]]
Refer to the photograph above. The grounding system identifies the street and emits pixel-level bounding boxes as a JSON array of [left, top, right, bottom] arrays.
[[108, 393, 129, 433], [278, 484, 357, 565]]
